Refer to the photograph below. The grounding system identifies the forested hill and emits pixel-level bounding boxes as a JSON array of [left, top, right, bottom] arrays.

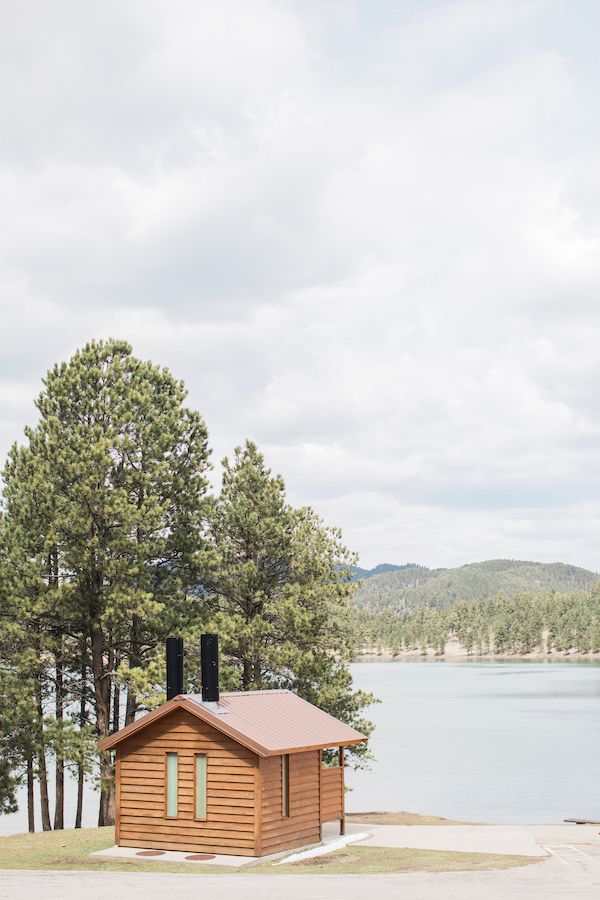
[[352, 559, 598, 613], [348, 563, 418, 580]]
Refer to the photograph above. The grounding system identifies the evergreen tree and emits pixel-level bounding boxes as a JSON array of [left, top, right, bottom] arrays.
[[205, 441, 375, 764], [1, 339, 212, 825]]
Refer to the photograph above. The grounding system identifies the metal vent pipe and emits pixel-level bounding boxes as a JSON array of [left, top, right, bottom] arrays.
[[201, 633, 219, 703], [166, 636, 184, 700]]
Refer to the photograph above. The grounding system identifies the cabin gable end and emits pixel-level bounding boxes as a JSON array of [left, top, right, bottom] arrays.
[[116, 707, 259, 855]]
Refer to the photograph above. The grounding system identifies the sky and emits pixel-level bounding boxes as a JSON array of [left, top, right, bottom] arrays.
[[1, 0, 600, 571]]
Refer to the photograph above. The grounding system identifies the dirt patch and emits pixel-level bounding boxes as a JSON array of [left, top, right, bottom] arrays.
[[294, 852, 361, 867], [347, 810, 477, 825]]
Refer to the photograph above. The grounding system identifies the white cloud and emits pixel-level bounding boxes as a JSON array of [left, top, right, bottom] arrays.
[[1, 0, 600, 571]]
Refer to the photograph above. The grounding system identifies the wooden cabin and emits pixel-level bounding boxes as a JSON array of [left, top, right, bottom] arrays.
[[99, 638, 366, 857]]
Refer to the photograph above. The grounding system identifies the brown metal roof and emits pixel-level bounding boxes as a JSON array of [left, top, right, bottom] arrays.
[[98, 690, 366, 756]]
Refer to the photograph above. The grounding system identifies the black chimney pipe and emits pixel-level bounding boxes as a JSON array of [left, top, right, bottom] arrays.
[[201, 633, 219, 703], [166, 636, 184, 700]]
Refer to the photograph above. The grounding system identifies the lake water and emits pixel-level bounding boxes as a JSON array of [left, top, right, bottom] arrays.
[[1, 660, 599, 834], [346, 660, 600, 823]]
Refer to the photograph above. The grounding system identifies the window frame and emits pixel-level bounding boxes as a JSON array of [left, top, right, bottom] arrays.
[[164, 751, 179, 819], [194, 752, 208, 821]]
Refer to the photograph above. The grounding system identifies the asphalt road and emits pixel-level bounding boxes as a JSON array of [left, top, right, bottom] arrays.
[[1, 848, 599, 900]]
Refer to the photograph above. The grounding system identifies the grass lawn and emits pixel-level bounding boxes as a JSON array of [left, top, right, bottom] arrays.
[[265, 845, 541, 874], [0, 828, 234, 874], [0, 827, 541, 875]]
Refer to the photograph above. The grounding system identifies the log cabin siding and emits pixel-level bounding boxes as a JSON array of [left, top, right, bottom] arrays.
[[319, 765, 343, 822], [259, 750, 321, 854], [117, 709, 258, 855]]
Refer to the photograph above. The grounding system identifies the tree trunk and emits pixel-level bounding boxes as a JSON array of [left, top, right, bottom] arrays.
[[53, 641, 64, 830], [242, 656, 252, 690], [75, 766, 84, 829], [125, 614, 141, 726], [75, 655, 87, 829], [124, 685, 136, 727], [27, 754, 35, 833], [34, 679, 52, 831], [112, 653, 120, 732], [97, 752, 115, 826], [125, 514, 145, 726], [88, 555, 115, 827], [38, 753, 52, 832], [91, 622, 114, 826]]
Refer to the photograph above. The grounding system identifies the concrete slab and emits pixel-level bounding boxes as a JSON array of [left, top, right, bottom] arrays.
[[91, 845, 258, 867], [91, 837, 332, 868], [337, 822, 547, 857], [525, 824, 600, 846]]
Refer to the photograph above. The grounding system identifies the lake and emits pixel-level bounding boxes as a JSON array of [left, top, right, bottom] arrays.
[[1, 659, 599, 834], [346, 659, 600, 823]]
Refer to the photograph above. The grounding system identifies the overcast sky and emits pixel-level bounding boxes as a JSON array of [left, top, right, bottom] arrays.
[[1, 0, 599, 571]]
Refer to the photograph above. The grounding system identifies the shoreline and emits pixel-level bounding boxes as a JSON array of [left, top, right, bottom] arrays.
[[356, 646, 600, 662]]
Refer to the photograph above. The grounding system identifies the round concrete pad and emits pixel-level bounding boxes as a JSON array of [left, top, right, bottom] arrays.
[[185, 853, 216, 861], [135, 850, 166, 856]]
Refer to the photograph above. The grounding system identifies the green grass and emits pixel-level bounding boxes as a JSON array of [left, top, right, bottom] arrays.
[[260, 845, 541, 874], [0, 828, 236, 874], [0, 827, 541, 875]]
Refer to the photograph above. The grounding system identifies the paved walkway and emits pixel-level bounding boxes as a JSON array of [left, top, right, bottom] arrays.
[[324, 821, 600, 857], [527, 823, 600, 846], [336, 822, 546, 856], [1, 850, 599, 900]]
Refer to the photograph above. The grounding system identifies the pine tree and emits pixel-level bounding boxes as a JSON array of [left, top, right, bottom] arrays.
[[204, 441, 375, 764], [1, 339, 212, 825]]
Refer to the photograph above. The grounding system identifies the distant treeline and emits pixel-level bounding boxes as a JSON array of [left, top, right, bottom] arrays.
[[357, 588, 600, 656]]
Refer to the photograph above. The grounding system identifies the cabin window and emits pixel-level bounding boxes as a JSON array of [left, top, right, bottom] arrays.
[[166, 752, 178, 817], [194, 753, 207, 820], [282, 753, 290, 818]]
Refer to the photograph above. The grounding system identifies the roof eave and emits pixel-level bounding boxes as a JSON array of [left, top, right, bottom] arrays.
[[260, 735, 367, 756], [98, 696, 367, 757]]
